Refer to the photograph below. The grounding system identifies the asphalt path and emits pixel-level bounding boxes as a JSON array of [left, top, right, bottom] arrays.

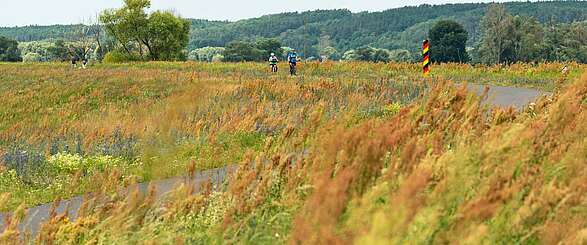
[[0, 166, 234, 236], [466, 84, 552, 109]]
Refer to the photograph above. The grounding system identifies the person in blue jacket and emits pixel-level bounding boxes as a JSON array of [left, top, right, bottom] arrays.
[[287, 49, 298, 76]]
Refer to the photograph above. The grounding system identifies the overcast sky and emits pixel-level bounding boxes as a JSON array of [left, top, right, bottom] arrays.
[[1, 0, 530, 27]]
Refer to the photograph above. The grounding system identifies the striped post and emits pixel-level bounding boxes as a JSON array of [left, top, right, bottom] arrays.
[[422, 39, 430, 76]]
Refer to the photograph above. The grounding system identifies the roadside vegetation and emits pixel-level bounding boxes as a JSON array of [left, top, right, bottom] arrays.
[[0, 61, 584, 244]]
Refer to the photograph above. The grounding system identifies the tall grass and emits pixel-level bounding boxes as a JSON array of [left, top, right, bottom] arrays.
[[0, 61, 584, 244], [0, 61, 429, 210]]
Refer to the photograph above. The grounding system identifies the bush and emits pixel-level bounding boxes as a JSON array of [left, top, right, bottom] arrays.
[[188, 47, 225, 62], [103, 50, 140, 63], [306, 56, 318, 62], [223, 39, 283, 62], [48, 152, 126, 175], [23, 52, 43, 63], [223, 41, 264, 62], [389, 49, 412, 62], [355, 46, 391, 63], [1, 146, 46, 180], [0, 36, 22, 62], [211, 54, 224, 62], [0, 169, 20, 189], [342, 50, 359, 61], [48, 152, 84, 174]]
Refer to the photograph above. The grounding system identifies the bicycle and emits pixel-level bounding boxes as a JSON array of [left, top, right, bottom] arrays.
[[289, 62, 297, 76]]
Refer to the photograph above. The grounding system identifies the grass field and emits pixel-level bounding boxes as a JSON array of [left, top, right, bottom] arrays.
[[0, 61, 585, 244]]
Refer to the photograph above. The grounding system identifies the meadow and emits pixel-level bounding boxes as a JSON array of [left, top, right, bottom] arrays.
[[0, 61, 585, 244]]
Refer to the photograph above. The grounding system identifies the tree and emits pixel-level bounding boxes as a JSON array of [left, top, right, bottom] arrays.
[[429, 20, 470, 63], [478, 4, 515, 64], [101, 0, 149, 58], [342, 50, 359, 61], [372, 49, 390, 63], [222, 39, 284, 62], [353, 46, 390, 63], [544, 22, 587, 63], [511, 16, 545, 63], [87, 15, 107, 61], [256, 38, 283, 57], [562, 23, 587, 63], [389, 49, 412, 62], [189, 47, 225, 62], [211, 54, 224, 62], [23, 52, 43, 62], [100, 0, 190, 61], [0, 36, 21, 62], [223, 41, 263, 62], [47, 40, 69, 61], [147, 11, 190, 60], [320, 46, 340, 61], [355, 46, 375, 61], [18, 41, 53, 61]]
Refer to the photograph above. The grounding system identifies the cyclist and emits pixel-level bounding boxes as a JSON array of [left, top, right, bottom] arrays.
[[71, 56, 78, 69], [287, 49, 298, 76], [269, 53, 279, 72], [82, 57, 88, 69]]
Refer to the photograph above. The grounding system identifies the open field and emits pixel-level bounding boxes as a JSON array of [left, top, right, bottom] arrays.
[[0, 61, 585, 244]]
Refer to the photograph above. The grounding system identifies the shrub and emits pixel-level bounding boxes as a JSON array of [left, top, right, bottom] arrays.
[[382, 102, 402, 116], [389, 49, 412, 62], [48, 152, 127, 175], [1, 146, 46, 180], [211, 54, 224, 62], [86, 155, 125, 173], [0, 169, 20, 188], [22, 52, 43, 63], [189, 47, 225, 62], [0, 36, 21, 62], [342, 50, 359, 61], [103, 50, 140, 63], [48, 152, 84, 174], [223, 41, 264, 62]]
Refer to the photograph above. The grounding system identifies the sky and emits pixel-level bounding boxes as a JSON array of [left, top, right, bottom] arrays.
[[0, 0, 530, 27]]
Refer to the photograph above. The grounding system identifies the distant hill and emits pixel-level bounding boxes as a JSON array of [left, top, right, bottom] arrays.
[[0, 24, 84, 42], [1, 1, 587, 56]]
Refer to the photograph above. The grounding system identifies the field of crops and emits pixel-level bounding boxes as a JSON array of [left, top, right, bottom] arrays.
[[0, 61, 585, 244]]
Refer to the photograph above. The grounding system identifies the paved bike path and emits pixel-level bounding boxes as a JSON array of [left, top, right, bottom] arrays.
[[0, 166, 234, 236], [466, 83, 552, 109]]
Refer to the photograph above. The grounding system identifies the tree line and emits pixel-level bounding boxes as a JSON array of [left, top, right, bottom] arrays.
[[475, 4, 587, 64], [217, 3, 587, 64], [425, 4, 587, 64], [0, 0, 191, 63]]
